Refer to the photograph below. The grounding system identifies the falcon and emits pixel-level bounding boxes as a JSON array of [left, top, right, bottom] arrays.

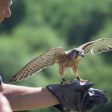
[[10, 38, 112, 83]]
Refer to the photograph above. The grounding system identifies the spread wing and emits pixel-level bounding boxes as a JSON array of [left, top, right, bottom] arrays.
[[10, 48, 65, 83], [79, 38, 112, 55]]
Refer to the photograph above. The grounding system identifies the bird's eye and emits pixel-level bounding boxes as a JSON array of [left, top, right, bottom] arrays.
[[75, 51, 79, 54]]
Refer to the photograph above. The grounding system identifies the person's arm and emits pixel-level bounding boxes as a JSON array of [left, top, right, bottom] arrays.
[[0, 93, 12, 112], [0, 78, 107, 112], [2, 84, 59, 111]]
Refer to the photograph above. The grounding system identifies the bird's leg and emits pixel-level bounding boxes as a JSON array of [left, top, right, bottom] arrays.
[[71, 66, 88, 82], [76, 74, 81, 80], [59, 65, 66, 83], [71, 66, 80, 80], [59, 65, 65, 76], [58, 65, 70, 84]]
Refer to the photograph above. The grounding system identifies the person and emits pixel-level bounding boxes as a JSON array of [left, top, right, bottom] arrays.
[[0, 0, 13, 111], [0, 0, 12, 22], [0, 80, 59, 111], [0, 0, 108, 112]]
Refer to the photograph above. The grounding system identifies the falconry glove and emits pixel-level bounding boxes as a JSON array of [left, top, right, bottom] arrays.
[[47, 80, 108, 112]]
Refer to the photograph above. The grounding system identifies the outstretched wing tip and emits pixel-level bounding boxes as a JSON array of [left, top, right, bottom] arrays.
[[80, 38, 112, 55]]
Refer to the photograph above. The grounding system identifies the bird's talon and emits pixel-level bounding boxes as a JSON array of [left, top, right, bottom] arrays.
[[79, 79, 88, 82], [61, 78, 66, 84], [61, 78, 71, 85], [76, 76, 81, 80], [76, 75, 88, 82]]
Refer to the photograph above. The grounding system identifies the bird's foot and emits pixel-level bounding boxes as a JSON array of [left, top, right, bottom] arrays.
[[61, 78, 71, 85], [61, 78, 66, 84], [76, 75, 80, 80], [76, 76, 88, 82], [79, 79, 88, 82]]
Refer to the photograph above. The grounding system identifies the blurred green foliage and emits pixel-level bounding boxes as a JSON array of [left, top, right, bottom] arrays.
[[0, 0, 112, 112]]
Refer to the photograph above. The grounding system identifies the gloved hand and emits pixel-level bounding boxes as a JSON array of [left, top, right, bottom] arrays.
[[47, 80, 108, 112], [81, 88, 107, 112]]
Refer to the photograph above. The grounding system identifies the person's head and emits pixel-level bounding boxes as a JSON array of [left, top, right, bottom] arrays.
[[0, 0, 12, 22]]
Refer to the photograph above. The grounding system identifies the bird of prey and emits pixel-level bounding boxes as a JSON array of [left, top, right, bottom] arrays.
[[10, 38, 112, 83]]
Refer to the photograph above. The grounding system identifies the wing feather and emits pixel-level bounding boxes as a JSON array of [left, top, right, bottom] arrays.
[[79, 38, 112, 55], [10, 48, 65, 83]]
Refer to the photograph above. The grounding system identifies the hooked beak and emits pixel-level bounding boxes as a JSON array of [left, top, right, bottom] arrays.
[[81, 54, 84, 57], [79, 52, 85, 58]]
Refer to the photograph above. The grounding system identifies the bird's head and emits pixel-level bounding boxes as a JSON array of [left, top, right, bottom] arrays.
[[68, 48, 84, 59]]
